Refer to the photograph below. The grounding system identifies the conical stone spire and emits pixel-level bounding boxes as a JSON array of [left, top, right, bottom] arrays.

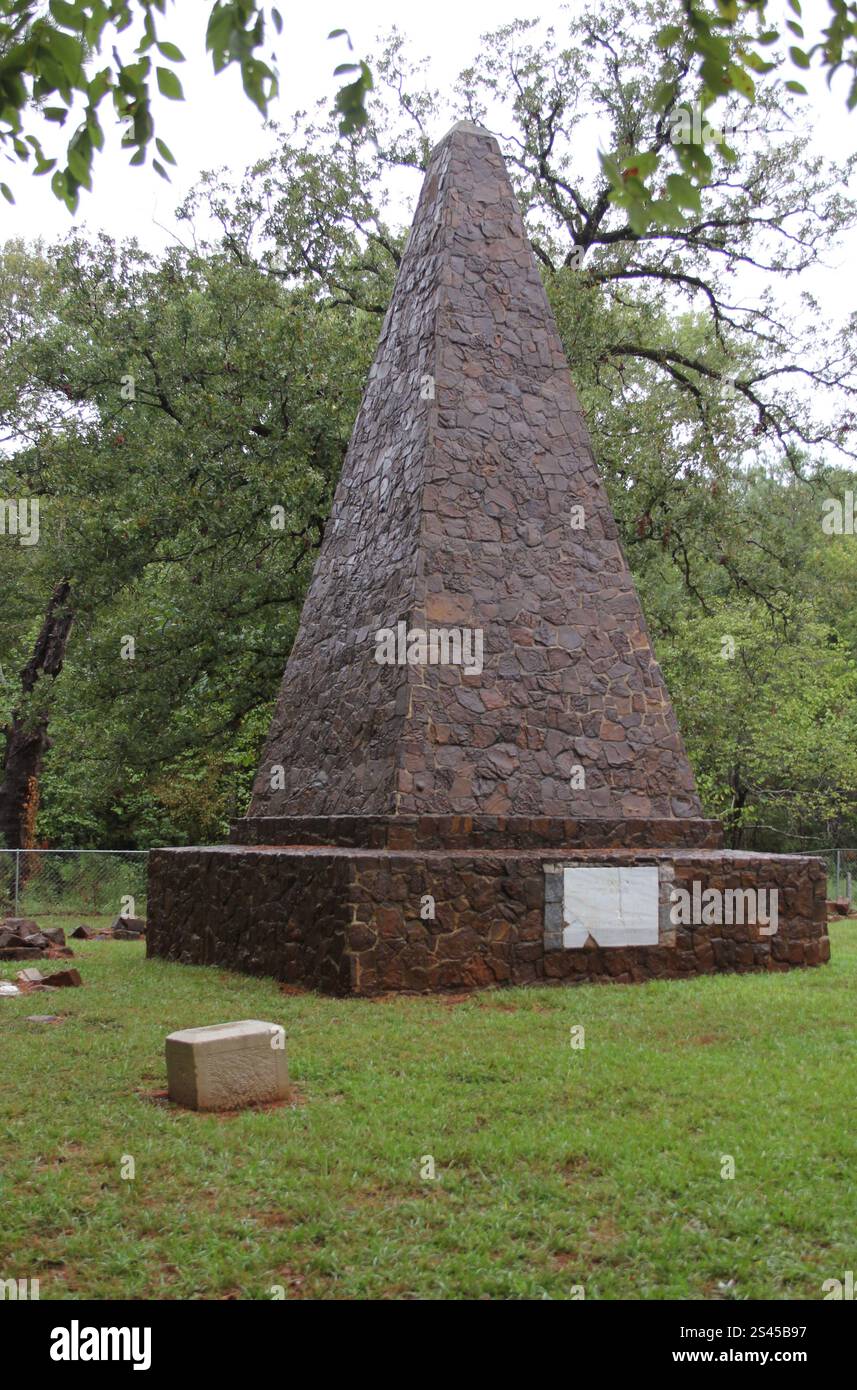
[[248, 122, 703, 823]]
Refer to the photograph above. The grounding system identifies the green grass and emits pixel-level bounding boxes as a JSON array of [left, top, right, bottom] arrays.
[[2, 925, 856, 1301]]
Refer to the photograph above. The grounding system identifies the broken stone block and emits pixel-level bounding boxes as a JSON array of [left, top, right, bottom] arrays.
[[826, 898, 852, 918], [110, 915, 146, 936], [0, 946, 44, 960], [2, 930, 49, 952], [1, 918, 40, 938], [41, 927, 66, 947], [70, 925, 93, 939], [165, 1020, 288, 1112], [16, 968, 44, 984], [114, 929, 144, 941], [39, 969, 82, 988]]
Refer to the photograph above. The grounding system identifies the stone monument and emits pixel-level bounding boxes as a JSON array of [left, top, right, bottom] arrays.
[[148, 122, 829, 993]]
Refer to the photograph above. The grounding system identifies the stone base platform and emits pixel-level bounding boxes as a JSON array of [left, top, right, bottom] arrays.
[[146, 838, 830, 996]]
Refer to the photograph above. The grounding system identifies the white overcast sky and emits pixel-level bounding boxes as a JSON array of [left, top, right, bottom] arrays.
[[1, 1, 854, 321], [5, 0, 548, 247]]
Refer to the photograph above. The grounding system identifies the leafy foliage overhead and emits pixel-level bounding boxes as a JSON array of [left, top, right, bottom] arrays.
[[0, 2, 372, 211], [606, 0, 857, 230]]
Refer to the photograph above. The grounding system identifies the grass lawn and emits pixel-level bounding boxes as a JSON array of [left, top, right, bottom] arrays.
[[2, 923, 856, 1301]]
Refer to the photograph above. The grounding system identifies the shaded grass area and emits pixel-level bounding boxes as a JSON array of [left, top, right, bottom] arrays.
[[1, 926, 856, 1300]]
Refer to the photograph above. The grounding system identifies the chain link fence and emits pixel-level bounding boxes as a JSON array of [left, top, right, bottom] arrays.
[[0, 850, 148, 931], [813, 850, 857, 904], [0, 846, 853, 929]]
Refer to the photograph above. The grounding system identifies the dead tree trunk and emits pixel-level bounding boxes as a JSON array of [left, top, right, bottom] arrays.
[[0, 579, 74, 851]]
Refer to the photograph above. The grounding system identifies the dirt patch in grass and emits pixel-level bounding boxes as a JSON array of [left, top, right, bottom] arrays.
[[563, 1154, 604, 1177], [137, 1085, 306, 1115], [368, 989, 476, 1006], [551, 1248, 583, 1270]]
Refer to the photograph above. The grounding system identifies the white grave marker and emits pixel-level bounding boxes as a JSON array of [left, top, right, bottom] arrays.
[[165, 1019, 288, 1111]]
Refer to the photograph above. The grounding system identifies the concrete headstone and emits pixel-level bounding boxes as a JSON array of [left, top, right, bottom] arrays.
[[165, 1020, 288, 1112]]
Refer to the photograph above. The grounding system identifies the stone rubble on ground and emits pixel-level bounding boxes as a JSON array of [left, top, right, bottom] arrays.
[[38, 968, 82, 988], [825, 898, 853, 919], [0, 914, 145, 963], [110, 914, 146, 938], [16, 967, 44, 984], [0, 917, 74, 960]]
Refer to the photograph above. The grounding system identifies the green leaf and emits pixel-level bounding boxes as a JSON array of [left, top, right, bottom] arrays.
[[157, 42, 185, 63], [746, 53, 777, 75], [66, 131, 93, 190], [49, 0, 86, 29], [87, 68, 111, 106], [0, 182, 14, 204], [621, 150, 660, 178], [789, 47, 811, 69], [334, 60, 373, 136], [50, 168, 67, 201], [656, 24, 681, 50], [728, 63, 756, 100], [156, 67, 184, 100], [653, 79, 678, 113], [155, 137, 176, 165], [785, 79, 808, 94], [700, 56, 734, 97], [45, 28, 84, 82], [239, 57, 275, 115], [666, 173, 702, 213], [651, 198, 689, 228], [87, 112, 105, 151]]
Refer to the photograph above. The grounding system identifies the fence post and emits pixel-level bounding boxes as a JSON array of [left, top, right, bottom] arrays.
[[836, 850, 841, 900], [848, 872, 853, 907], [13, 849, 20, 916]]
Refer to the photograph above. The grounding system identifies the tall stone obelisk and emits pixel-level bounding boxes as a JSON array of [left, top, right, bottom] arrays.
[[247, 121, 702, 827], [148, 123, 829, 994]]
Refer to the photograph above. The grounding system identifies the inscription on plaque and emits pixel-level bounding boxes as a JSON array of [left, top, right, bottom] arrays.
[[560, 866, 660, 948]]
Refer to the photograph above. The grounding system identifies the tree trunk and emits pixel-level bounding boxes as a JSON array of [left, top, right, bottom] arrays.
[[0, 579, 74, 850]]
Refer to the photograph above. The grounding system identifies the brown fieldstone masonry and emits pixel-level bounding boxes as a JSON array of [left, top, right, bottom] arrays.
[[147, 121, 829, 993], [147, 847, 828, 994], [247, 120, 704, 824]]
